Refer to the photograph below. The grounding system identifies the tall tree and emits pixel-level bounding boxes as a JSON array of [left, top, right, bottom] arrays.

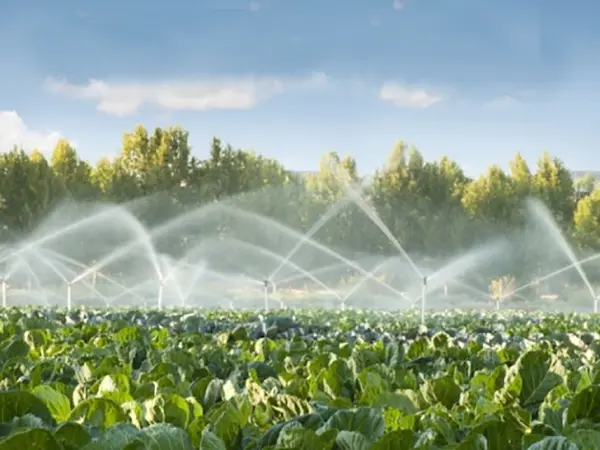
[[50, 139, 95, 200], [532, 152, 574, 227]]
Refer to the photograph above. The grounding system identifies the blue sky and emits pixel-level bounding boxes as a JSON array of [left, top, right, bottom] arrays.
[[0, 0, 599, 176]]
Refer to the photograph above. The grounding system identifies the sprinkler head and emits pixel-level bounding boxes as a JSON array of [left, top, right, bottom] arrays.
[[423, 276, 428, 286], [263, 279, 269, 288]]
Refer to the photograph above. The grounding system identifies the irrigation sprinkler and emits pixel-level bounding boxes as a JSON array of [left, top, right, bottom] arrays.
[[421, 276, 428, 325], [1, 278, 6, 308], [157, 279, 165, 310], [269, 281, 285, 309], [66, 281, 72, 311]]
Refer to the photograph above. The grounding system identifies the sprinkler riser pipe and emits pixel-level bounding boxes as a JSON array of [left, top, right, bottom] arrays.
[[157, 283, 164, 310], [66, 282, 72, 312]]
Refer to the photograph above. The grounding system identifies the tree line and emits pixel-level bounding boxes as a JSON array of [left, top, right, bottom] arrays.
[[1, 124, 599, 285]]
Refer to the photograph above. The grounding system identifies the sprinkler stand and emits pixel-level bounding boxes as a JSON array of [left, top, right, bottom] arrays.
[[271, 282, 284, 309], [67, 281, 72, 312], [157, 280, 165, 310]]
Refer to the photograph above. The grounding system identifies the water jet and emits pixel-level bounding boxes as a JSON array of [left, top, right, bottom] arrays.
[[67, 281, 72, 311], [157, 279, 165, 310]]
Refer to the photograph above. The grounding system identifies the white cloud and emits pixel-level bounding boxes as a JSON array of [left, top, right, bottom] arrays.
[[0, 111, 63, 153], [482, 95, 522, 110], [45, 73, 330, 117], [379, 82, 442, 108], [393, 0, 404, 10]]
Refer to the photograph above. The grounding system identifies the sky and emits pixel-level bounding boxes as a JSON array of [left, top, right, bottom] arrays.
[[0, 0, 599, 176]]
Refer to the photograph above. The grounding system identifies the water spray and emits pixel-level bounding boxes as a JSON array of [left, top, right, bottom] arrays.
[[66, 281, 72, 311], [421, 276, 428, 325], [595, 295, 599, 314]]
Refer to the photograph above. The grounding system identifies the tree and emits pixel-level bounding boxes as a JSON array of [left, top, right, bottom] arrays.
[[50, 139, 95, 199], [573, 189, 600, 249], [462, 165, 518, 227], [0, 122, 596, 275], [574, 173, 597, 199], [532, 152, 574, 227], [0, 148, 55, 234]]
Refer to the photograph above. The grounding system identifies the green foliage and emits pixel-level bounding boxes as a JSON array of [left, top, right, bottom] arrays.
[[0, 307, 596, 448], [0, 126, 597, 266]]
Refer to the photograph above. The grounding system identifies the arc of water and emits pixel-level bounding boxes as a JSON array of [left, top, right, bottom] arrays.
[[40, 248, 145, 303], [5, 255, 50, 307], [427, 239, 506, 290], [276, 259, 376, 287], [30, 250, 112, 308], [527, 199, 596, 302], [164, 263, 206, 308], [213, 207, 410, 299], [337, 179, 424, 279], [107, 280, 153, 305], [57, 201, 408, 302], [341, 257, 411, 309], [170, 258, 263, 298], [0, 206, 151, 267], [10, 207, 164, 286], [186, 263, 260, 307], [502, 252, 600, 301], [161, 262, 191, 307], [20, 251, 75, 309], [215, 238, 344, 300], [268, 195, 355, 282], [70, 228, 162, 285]]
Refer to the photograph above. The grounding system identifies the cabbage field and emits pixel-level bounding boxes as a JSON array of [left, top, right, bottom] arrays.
[[0, 307, 598, 449]]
